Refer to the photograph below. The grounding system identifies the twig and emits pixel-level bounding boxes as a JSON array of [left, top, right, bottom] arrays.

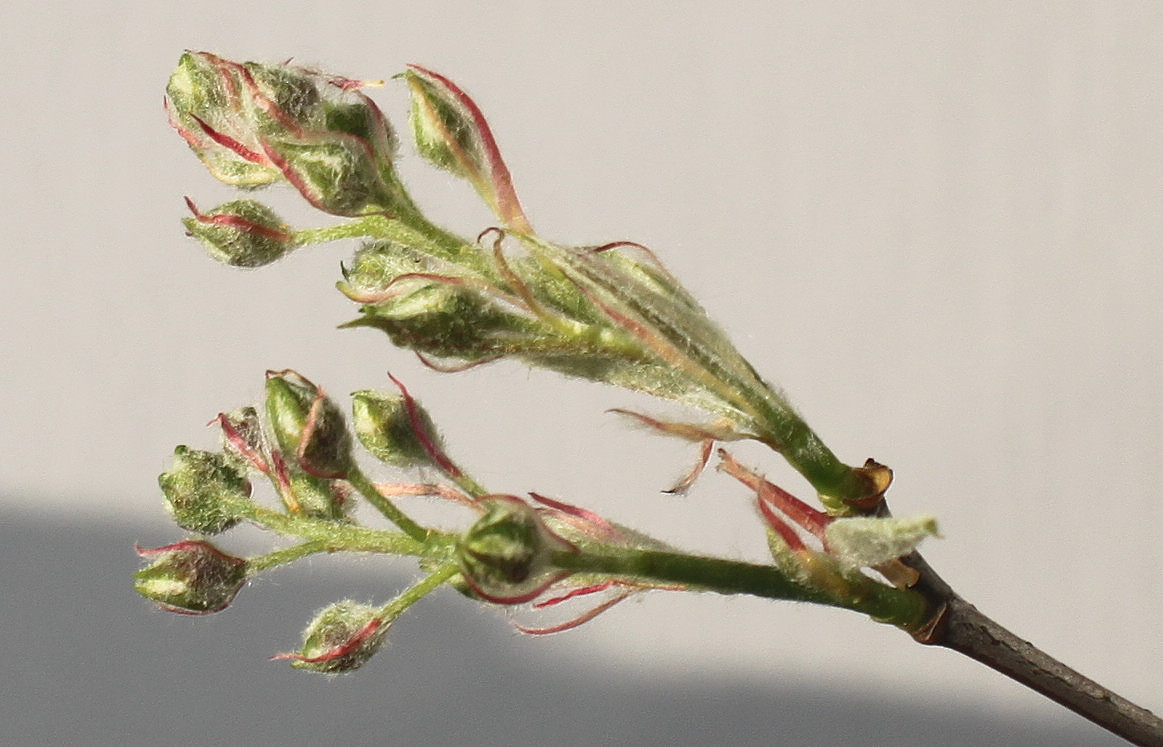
[[904, 550, 1163, 746]]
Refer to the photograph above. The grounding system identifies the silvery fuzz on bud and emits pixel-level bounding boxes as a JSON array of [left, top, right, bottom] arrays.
[[158, 446, 249, 534], [351, 388, 444, 469], [182, 198, 296, 268], [288, 474, 350, 523], [274, 601, 388, 673], [134, 540, 248, 615]]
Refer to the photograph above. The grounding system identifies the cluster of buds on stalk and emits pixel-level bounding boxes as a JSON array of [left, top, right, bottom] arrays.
[[136, 367, 468, 669], [166, 50, 890, 509], [133, 366, 699, 669], [168, 51, 409, 220], [141, 51, 947, 674]]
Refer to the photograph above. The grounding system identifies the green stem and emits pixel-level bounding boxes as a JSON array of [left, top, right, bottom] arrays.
[[295, 211, 495, 279], [760, 422, 872, 509], [225, 495, 431, 556], [552, 547, 931, 631], [246, 538, 332, 573], [377, 563, 461, 620], [378, 209, 498, 276], [346, 467, 430, 543], [293, 217, 393, 246], [449, 470, 489, 500]]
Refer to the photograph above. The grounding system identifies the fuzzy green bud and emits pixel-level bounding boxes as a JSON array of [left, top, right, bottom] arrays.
[[168, 51, 404, 216], [404, 66, 481, 180], [274, 601, 388, 673], [265, 370, 354, 479], [182, 197, 295, 267], [356, 282, 506, 358], [340, 246, 543, 363], [261, 136, 397, 217], [166, 51, 284, 187], [402, 65, 530, 231], [289, 474, 350, 522], [351, 389, 442, 468], [134, 540, 248, 614], [457, 495, 575, 603], [159, 446, 249, 534]]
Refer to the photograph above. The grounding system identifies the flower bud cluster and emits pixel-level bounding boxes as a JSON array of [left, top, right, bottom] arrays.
[[168, 52, 821, 475], [168, 50, 407, 227], [139, 370, 470, 631], [153, 53, 948, 681]]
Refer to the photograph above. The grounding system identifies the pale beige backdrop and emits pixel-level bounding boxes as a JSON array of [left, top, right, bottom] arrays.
[[1, 1, 1159, 743]]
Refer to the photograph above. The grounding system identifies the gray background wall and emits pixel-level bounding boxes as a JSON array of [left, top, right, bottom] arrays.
[[1, 2, 1158, 744]]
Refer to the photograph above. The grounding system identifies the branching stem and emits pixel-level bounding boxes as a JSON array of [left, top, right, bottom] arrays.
[[346, 467, 429, 543]]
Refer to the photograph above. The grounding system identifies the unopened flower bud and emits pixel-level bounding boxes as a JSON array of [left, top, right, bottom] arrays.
[[134, 539, 248, 614], [159, 446, 249, 534], [183, 198, 296, 267], [166, 51, 284, 187], [457, 495, 575, 603], [340, 244, 541, 362], [289, 474, 350, 522], [367, 282, 499, 355], [351, 389, 442, 469], [265, 370, 354, 479], [273, 601, 388, 673], [168, 51, 403, 216], [403, 65, 530, 231]]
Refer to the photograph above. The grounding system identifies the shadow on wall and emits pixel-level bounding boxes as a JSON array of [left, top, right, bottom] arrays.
[[0, 509, 1120, 747]]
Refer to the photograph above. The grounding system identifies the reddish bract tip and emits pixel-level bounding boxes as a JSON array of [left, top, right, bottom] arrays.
[[516, 588, 636, 636], [387, 373, 462, 478], [271, 618, 383, 663]]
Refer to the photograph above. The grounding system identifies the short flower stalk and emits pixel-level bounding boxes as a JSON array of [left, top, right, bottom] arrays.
[[139, 51, 1162, 745]]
